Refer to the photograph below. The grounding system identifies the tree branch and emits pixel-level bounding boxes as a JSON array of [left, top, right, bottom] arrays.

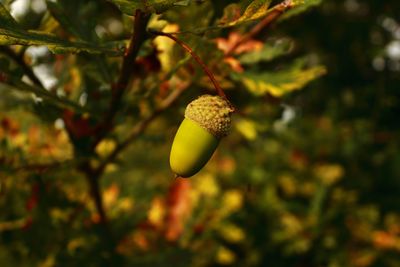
[[149, 30, 227, 100], [225, 0, 295, 57], [0, 46, 44, 88], [79, 10, 149, 229], [102, 10, 150, 133], [78, 162, 113, 242]]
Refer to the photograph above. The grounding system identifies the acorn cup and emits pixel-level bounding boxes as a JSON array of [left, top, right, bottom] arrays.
[[169, 95, 234, 178]]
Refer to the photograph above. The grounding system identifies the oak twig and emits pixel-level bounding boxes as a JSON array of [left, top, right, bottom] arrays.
[[102, 10, 150, 134], [149, 30, 227, 100], [81, 10, 150, 230], [0, 46, 44, 88], [77, 161, 117, 256]]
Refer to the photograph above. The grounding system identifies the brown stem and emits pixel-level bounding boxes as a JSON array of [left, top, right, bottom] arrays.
[[98, 10, 150, 143], [225, 0, 294, 57], [85, 171, 117, 254], [0, 46, 44, 88], [115, 10, 150, 99], [74, 10, 150, 233], [149, 30, 227, 99], [78, 162, 108, 225], [78, 162, 116, 253], [88, 174, 107, 225]]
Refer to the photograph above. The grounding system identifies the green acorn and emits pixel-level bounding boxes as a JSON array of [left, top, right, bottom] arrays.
[[170, 94, 234, 178]]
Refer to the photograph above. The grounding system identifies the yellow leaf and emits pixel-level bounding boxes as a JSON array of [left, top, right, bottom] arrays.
[[278, 174, 297, 197], [240, 65, 326, 97], [148, 197, 165, 227], [67, 237, 86, 252], [39, 256, 55, 267], [216, 246, 236, 265], [103, 183, 119, 208], [95, 139, 116, 158], [117, 198, 134, 212], [154, 24, 179, 73], [11, 133, 27, 148], [235, 118, 258, 140], [194, 173, 220, 197], [218, 223, 246, 243], [314, 164, 345, 185], [221, 190, 243, 215], [227, 0, 273, 26]]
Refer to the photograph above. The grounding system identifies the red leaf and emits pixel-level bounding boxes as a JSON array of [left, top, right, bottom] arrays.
[[164, 178, 192, 241], [62, 109, 97, 138]]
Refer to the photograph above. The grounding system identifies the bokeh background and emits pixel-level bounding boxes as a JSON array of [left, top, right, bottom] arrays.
[[1, 0, 400, 266]]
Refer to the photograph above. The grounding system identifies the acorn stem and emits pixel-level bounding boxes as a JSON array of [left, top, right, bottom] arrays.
[[149, 30, 227, 99]]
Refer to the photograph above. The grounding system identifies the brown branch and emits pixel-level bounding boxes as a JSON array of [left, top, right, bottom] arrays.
[[101, 10, 150, 133], [94, 86, 187, 177], [225, 0, 295, 57], [88, 173, 107, 224], [78, 161, 115, 248], [149, 30, 227, 99], [78, 162, 107, 223], [0, 46, 44, 88], [79, 10, 149, 232]]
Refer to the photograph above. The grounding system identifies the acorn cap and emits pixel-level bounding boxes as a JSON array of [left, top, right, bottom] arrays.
[[184, 95, 234, 139]]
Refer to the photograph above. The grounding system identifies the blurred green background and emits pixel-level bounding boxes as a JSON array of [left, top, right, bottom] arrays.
[[0, 0, 399, 266]]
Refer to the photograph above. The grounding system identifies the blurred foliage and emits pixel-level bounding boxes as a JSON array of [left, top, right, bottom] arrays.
[[1, 0, 400, 266]]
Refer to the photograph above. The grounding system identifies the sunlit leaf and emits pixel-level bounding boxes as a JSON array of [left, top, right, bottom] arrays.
[[217, 223, 246, 243], [313, 163, 344, 185], [227, 0, 273, 26], [234, 63, 326, 97], [180, 0, 303, 34], [235, 118, 258, 141], [216, 246, 236, 265]]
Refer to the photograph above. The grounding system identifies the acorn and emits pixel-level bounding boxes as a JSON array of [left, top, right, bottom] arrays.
[[170, 95, 234, 178]]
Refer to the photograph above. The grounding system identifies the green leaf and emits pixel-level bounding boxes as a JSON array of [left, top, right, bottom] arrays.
[[0, 4, 120, 55], [227, 0, 273, 26], [46, 0, 114, 83], [234, 63, 326, 97], [107, 0, 193, 15], [239, 38, 293, 64], [178, 1, 284, 34]]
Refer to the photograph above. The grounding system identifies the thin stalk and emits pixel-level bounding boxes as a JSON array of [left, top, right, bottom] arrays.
[[149, 30, 227, 99]]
